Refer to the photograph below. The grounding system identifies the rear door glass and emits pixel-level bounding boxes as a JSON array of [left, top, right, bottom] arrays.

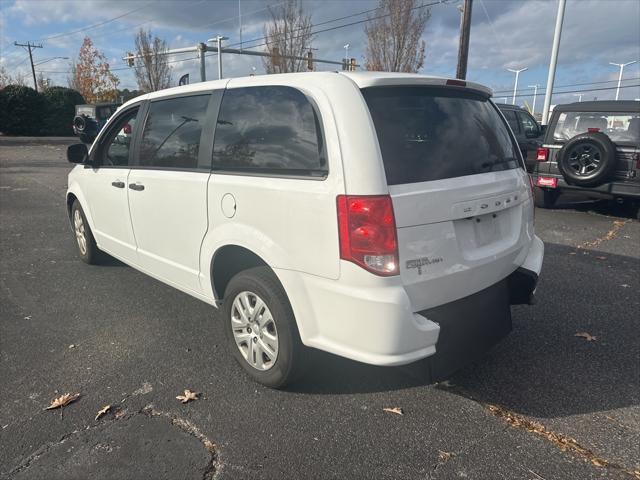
[[551, 111, 640, 144], [362, 87, 519, 185]]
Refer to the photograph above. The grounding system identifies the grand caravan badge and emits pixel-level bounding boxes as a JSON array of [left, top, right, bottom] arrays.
[[406, 256, 444, 275]]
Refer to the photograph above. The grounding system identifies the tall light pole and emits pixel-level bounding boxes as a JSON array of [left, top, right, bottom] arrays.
[[542, 0, 566, 125], [573, 93, 583, 102], [208, 35, 229, 80], [528, 84, 539, 114], [609, 61, 637, 100], [507, 67, 527, 105], [343, 44, 349, 61]]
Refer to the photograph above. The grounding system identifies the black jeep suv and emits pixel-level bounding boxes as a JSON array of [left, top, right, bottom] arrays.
[[531, 100, 640, 216]]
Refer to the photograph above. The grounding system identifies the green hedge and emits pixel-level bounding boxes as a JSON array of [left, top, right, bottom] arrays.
[[0, 85, 85, 136]]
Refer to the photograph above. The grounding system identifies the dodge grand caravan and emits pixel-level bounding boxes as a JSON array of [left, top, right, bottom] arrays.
[[66, 72, 544, 387]]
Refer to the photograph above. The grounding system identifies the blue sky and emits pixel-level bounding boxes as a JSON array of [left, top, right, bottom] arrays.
[[1, 0, 639, 109]]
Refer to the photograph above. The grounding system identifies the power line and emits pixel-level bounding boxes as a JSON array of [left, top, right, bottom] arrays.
[[511, 83, 640, 99], [36, 53, 203, 74], [493, 77, 640, 94], [37, 2, 155, 41]]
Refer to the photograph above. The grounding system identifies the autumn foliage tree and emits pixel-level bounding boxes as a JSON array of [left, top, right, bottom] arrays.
[[69, 37, 119, 103], [364, 0, 430, 72], [263, 0, 313, 74]]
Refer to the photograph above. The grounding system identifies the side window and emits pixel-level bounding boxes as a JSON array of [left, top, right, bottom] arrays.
[[502, 109, 520, 134], [517, 111, 540, 136], [212, 86, 326, 176], [98, 108, 138, 167], [138, 95, 210, 170]]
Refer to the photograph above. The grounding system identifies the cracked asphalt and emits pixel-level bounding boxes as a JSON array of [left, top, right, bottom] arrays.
[[1, 137, 639, 480]]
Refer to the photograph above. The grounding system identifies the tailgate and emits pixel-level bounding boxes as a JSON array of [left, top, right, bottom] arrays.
[[391, 170, 533, 311], [362, 84, 535, 311]]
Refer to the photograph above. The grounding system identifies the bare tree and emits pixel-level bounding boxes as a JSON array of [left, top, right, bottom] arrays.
[[263, 0, 313, 74], [364, 0, 430, 72], [134, 29, 172, 92], [36, 72, 51, 91], [0, 65, 27, 88]]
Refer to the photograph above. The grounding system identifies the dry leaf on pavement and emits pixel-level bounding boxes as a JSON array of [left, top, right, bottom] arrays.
[[95, 405, 111, 421], [438, 450, 454, 462], [176, 389, 199, 404], [383, 407, 403, 415], [574, 332, 597, 342], [45, 393, 80, 410]]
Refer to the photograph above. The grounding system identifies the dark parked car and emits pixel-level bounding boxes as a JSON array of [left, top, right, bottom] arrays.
[[73, 103, 119, 144], [531, 100, 640, 216], [496, 103, 544, 172]]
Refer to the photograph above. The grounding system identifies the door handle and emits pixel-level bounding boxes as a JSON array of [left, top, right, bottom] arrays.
[[111, 181, 125, 188], [129, 183, 145, 191]]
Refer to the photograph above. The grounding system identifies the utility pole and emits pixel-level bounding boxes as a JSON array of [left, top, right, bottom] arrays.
[[528, 84, 539, 115], [14, 41, 43, 92], [542, 0, 566, 125], [507, 67, 527, 105], [456, 0, 473, 80], [609, 61, 637, 100], [198, 43, 207, 82]]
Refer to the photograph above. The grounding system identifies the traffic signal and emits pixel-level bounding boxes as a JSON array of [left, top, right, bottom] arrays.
[[126, 53, 134, 67], [307, 51, 314, 71]]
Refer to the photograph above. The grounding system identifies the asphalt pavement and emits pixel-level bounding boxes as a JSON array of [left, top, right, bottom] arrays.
[[1, 137, 638, 480]]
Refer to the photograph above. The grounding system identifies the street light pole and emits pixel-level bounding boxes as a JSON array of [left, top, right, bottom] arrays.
[[609, 61, 637, 101], [207, 36, 229, 80], [528, 84, 539, 114], [507, 67, 527, 105], [573, 93, 583, 102], [542, 0, 566, 125]]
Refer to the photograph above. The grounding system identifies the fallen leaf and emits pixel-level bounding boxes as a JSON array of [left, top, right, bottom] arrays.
[[45, 393, 80, 410], [23, 316, 31, 320], [590, 457, 607, 467], [68, 344, 76, 349], [595, 256, 607, 260], [114, 409, 126, 419], [568, 252, 577, 255], [574, 332, 597, 342], [620, 284, 630, 288], [383, 407, 403, 415], [438, 450, 454, 462], [95, 404, 111, 421], [176, 389, 199, 404]]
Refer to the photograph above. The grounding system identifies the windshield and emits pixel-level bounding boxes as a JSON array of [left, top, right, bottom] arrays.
[[551, 111, 640, 144], [362, 86, 519, 185]]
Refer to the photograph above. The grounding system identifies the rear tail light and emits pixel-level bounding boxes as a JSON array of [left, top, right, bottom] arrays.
[[587, 127, 600, 133], [446, 79, 467, 87], [536, 176, 558, 188], [336, 195, 399, 276], [634, 152, 640, 169], [536, 147, 549, 162]]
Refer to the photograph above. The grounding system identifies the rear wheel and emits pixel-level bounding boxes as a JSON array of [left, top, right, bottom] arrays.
[[71, 200, 101, 264], [534, 187, 560, 209], [222, 266, 305, 388]]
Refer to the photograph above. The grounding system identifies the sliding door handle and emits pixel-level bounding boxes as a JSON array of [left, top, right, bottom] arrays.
[[129, 183, 145, 191], [111, 181, 125, 188]]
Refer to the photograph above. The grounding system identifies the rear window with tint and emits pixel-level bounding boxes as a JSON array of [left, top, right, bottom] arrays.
[[550, 111, 640, 144], [362, 87, 519, 185]]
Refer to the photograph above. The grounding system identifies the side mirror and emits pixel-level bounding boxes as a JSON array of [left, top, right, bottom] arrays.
[[67, 143, 88, 164]]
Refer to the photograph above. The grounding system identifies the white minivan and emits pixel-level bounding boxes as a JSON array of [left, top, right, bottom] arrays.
[[66, 72, 544, 387]]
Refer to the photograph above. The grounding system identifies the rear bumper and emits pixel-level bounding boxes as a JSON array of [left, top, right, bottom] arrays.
[[276, 235, 544, 368], [531, 174, 640, 199]]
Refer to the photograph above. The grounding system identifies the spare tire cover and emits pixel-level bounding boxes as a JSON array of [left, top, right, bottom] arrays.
[[556, 131, 616, 187]]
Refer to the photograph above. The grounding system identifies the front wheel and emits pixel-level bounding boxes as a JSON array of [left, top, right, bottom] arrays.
[[71, 200, 101, 264], [534, 187, 560, 209], [222, 266, 305, 388]]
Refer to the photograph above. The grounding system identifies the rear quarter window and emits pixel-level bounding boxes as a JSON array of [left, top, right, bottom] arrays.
[[362, 86, 520, 185]]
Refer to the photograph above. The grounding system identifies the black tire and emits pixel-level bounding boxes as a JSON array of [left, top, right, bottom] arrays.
[[556, 132, 616, 187], [73, 115, 86, 132], [533, 186, 560, 209], [222, 266, 305, 388], [70, 200, 102, 265]]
